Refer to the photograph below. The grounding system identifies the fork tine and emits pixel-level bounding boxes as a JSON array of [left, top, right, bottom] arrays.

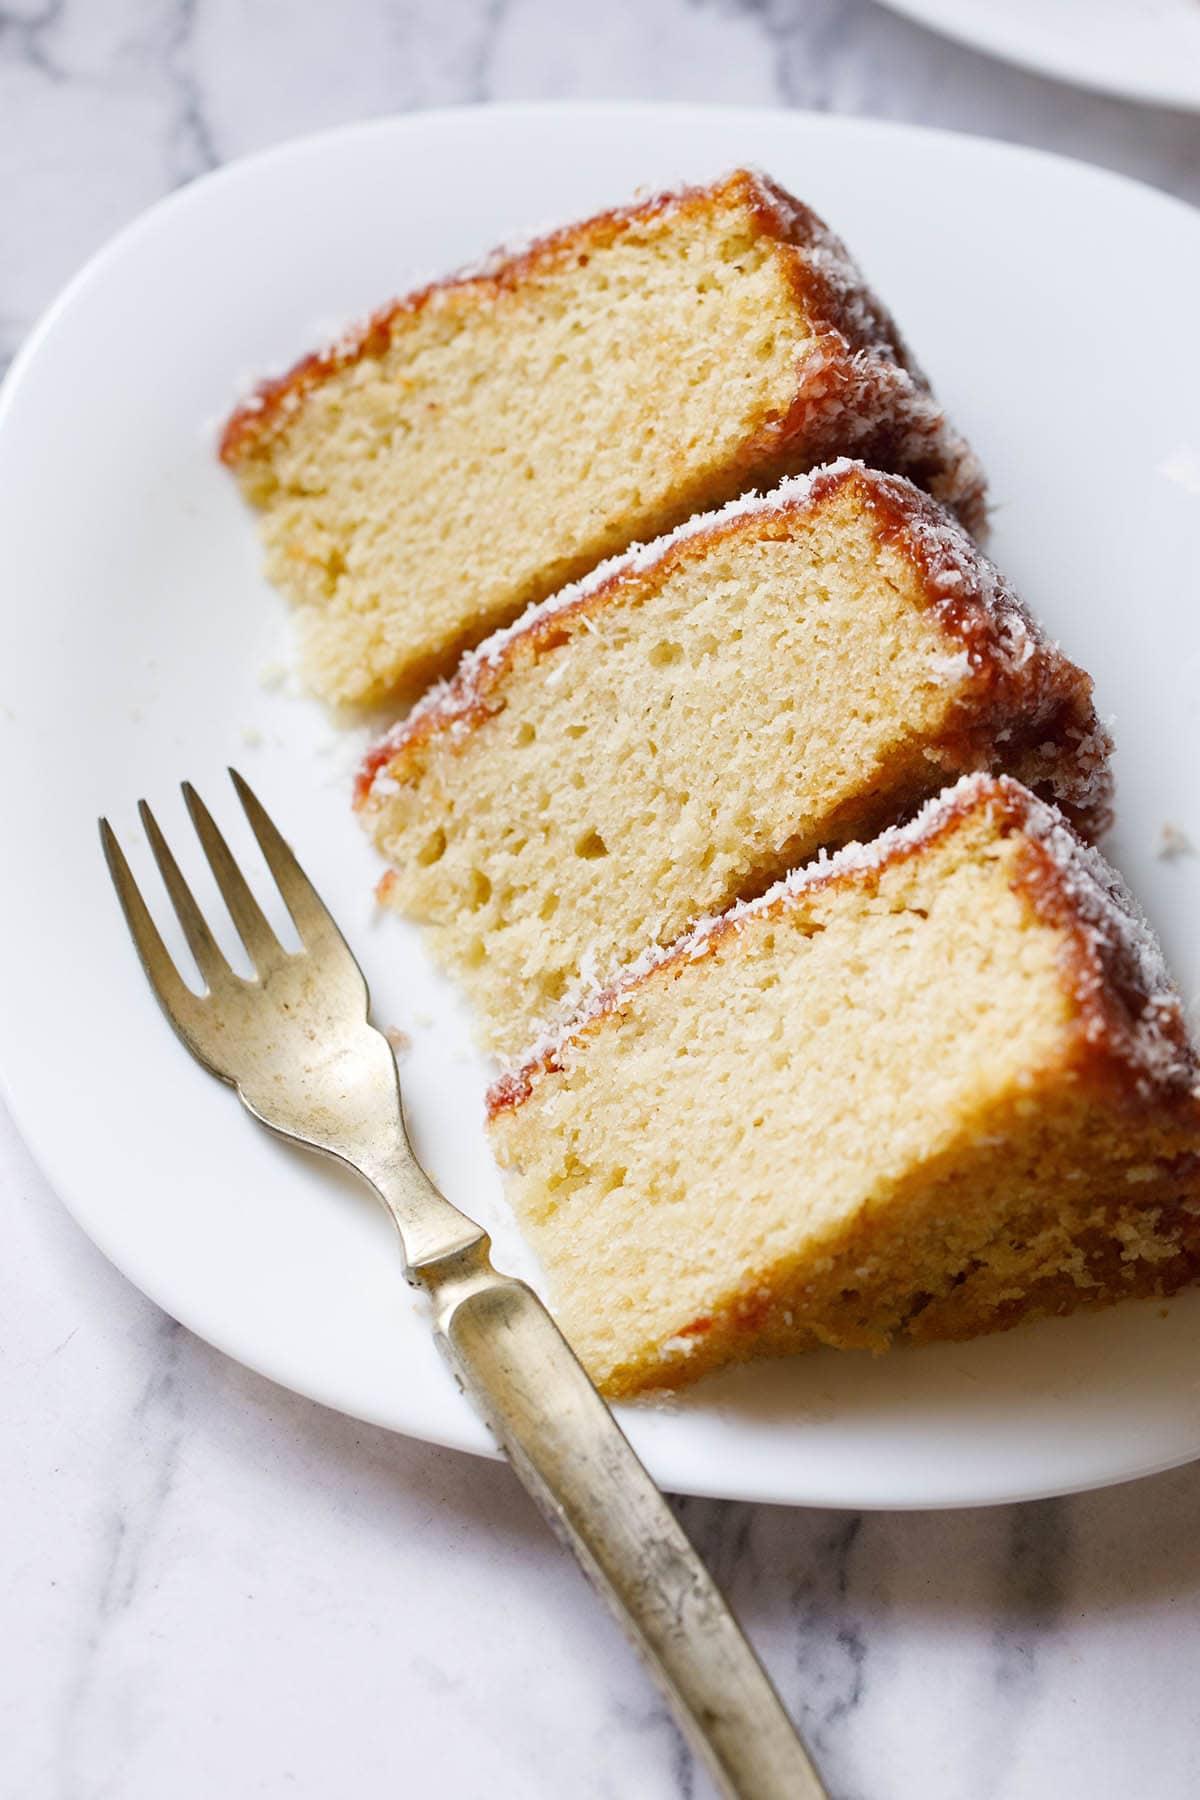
[[138, 800, 234, 991], [100, 819, 204, 1022], [182, 780, 284, 975], [228, 768, 359, 967]]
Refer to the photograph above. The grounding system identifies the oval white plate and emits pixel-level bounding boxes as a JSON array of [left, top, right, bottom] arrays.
[[876, 0, 1200, 112], [2, 104, 1200, 1510]]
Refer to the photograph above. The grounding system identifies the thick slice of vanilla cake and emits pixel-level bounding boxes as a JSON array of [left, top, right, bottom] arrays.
[[221, 169, 985, 705], [357, 463, 1111, 1059], [487, 777, 1200, 1398]]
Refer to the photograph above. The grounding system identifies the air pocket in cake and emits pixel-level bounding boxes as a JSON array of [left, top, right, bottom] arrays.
[[487, 776, 1200, 1396], [221, 169, 984, 706], [357, 462, 1111, 1058]]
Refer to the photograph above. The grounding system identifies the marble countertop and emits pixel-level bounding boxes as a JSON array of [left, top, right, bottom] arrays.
[[5, 4, 1200, 1797]]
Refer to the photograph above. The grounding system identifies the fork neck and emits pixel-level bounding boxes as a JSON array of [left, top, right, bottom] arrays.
[[358, 1139, 491, 1283]]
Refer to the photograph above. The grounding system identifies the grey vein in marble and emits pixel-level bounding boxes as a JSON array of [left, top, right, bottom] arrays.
[[55, 1316, 189, 1800]]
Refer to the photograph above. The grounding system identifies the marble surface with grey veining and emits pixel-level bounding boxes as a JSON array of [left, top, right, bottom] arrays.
[[4, 4, 1200, 1797]]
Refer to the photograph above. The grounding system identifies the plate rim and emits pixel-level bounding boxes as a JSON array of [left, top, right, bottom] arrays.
[[4, 100, 1200, 1510], [7, 97, 1200, 421], [873, 0, 1200, 113]]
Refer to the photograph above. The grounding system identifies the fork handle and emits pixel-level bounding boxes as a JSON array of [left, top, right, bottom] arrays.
[[422, 1249, 828, 1800]]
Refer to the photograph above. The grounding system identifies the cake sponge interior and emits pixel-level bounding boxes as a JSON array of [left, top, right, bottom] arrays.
[[223, 171, 980, 705], [362, 468, 1106, 1058], [488, 782, 1200, 1396]]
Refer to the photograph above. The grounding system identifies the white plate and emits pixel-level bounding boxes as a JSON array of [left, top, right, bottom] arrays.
[[876, 0, 1200, 112], [3, 104, 1200, 1511]]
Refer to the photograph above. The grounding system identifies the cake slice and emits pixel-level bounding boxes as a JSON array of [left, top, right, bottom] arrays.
[[487, 776, 1200, 1398], [357, 462, 1111, 1059], [220, 169, 985, 706]]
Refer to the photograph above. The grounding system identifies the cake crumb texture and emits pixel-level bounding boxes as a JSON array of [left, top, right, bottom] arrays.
[[222, 169, 985, 705], [359, 463, 1110, 1058], [487, 776, 1200, 1396]]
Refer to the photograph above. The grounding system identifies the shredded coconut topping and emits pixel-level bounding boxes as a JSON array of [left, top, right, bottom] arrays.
[[1013, 787, 1197, 1097], [360, 458, 1081, 782], [360, 459, 861, 772], [358, 458, 1111, 838], [224, 165, 986, 545]]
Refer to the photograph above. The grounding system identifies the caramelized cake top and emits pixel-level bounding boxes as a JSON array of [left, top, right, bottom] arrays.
[[220, 169, 985, 530]]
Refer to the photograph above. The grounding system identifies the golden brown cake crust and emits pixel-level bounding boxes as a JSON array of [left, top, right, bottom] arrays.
[[220, 172, 788, 463], [612, 1172, 1200, 1396], [219, 169, 985, 531], [355, 462, 1111, 831], [488, 775, 1198, 1120]]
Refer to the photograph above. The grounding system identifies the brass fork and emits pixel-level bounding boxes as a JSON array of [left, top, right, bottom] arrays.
[[100, 770, 827, 1800]]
